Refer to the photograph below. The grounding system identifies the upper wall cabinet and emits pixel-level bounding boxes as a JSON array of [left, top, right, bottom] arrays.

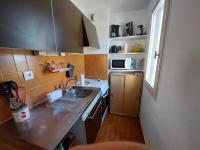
[[0, 0, 56, 51], [53, 0, 83, 53], [52, 0, 100, 53], [0, 0, 100, 53]]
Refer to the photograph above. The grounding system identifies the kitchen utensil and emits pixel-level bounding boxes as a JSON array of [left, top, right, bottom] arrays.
[[10, 98, 23, 110], [17, 87, 26, 104], [0, 81, 18, 99], [11, 89, 18, 98], [137, 25, 145, 35]]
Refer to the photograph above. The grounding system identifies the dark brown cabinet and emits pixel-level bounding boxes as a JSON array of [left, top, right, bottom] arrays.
[[85, 100, 102, 144], [0, 0, 56, 51], [0, 0, 99, 53], [52, 0, 83, 53]]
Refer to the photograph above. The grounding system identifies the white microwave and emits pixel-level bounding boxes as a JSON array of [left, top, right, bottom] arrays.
[[110, 58, 132, 70]]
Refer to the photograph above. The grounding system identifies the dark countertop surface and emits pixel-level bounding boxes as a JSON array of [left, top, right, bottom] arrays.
[[0, 87, 101, 150]]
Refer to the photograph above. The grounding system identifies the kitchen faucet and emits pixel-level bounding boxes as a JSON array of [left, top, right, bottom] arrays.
[[65, 77, 77, 90]]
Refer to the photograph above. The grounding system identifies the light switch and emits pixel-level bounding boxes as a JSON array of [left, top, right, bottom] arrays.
[[23, 71, 34, 81]]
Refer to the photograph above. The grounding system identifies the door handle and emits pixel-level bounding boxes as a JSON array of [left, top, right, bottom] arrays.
[[154, 51, 160, 59], [102, 91, 109, 98]]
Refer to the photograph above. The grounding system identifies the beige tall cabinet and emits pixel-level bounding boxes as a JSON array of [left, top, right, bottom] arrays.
[[110, 73, 142, 117]]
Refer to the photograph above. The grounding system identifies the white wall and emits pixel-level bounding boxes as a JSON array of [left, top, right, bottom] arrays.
[[82, 8, 110, 54], [140, 0, 200, 150]]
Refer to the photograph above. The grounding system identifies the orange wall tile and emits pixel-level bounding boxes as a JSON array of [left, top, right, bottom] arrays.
[[0, 49, 85, 123], [0, 50, 108, 124], [84, 54, 108, 80]]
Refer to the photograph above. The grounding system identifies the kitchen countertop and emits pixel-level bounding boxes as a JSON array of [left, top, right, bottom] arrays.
[[0, 87, 101, 150], [76, 79, 109, 96]]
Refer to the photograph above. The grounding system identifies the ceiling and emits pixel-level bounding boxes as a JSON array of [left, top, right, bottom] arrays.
[[71, 0, 150, 12]]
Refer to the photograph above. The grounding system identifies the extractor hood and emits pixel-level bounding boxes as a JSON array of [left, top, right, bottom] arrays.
[[82, 15, 100, 50]]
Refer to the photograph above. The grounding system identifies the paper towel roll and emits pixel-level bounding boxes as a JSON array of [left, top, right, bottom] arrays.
[[80, 74, 85, 85]]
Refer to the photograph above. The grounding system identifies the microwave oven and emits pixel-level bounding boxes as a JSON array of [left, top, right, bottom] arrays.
[[110, 58, 132, 70]]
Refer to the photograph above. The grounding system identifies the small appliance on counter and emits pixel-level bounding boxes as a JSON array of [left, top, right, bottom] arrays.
[[137, 25, 146, 35], [109, 43, 128, 54], [110, 45, 118, 53], [110, 58, 132, 70], [110, 24, 120, 37], [125, 22, 134, 36], [110, 57, 145, 71], [0, 81, 30, 123]]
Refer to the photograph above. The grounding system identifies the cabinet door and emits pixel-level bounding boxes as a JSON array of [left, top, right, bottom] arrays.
[[53, 0, 83, 53], [110, 73, 125, 115], [0, 0, 56, 51], [123, 74, 142, 117]]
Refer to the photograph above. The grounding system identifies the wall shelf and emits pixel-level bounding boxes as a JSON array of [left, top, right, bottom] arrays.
[[109, 35, 147, 42], [109, 52, 145, 55], [109, 69, 143, 73]]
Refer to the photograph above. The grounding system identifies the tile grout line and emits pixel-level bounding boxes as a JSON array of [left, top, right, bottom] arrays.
[[11, 50, 20, 81], [24, 51, 30, 71]]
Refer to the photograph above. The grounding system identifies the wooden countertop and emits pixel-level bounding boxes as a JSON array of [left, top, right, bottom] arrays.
[[0, 87, 100, 150]]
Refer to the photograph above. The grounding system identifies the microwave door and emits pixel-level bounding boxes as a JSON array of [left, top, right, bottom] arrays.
[[112, 60, 125, 69]]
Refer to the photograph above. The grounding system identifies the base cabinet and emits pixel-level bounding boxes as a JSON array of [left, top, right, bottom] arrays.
[[56, 118, 86, 150], [110, 73, 142, 117]]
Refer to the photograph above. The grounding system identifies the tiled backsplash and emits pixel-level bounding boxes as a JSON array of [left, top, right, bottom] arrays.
[[84, 54, 108, 80], [0, 49, 108, 123], [0, 49, 86, 123]]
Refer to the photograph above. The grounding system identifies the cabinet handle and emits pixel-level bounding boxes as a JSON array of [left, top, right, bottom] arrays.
[[88, 101, 101, 120]]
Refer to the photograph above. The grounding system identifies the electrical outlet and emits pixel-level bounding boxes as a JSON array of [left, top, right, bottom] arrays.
[[23, 71, 34, 81]]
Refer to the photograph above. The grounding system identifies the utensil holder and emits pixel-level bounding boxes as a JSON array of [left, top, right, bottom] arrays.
[[12, 105, 30, 123]]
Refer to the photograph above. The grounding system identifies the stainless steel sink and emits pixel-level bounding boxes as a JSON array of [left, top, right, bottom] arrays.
[[76, 81, 90, 86], [64, 87, 93, 99], [57, 87, 93, 111]]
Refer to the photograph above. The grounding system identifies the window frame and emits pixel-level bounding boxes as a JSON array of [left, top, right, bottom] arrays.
[[144, 0, 170, 97]]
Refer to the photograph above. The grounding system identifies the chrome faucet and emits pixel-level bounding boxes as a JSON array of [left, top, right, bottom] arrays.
[[65, 77, 77, 90]]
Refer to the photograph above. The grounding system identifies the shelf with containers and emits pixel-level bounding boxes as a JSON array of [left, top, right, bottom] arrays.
[[108, 21, 147, 70], [108, 52, 145, 71], [109, 21, 147, 54], [109, 35, 147, 42], [109, 35, 147, 54]]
